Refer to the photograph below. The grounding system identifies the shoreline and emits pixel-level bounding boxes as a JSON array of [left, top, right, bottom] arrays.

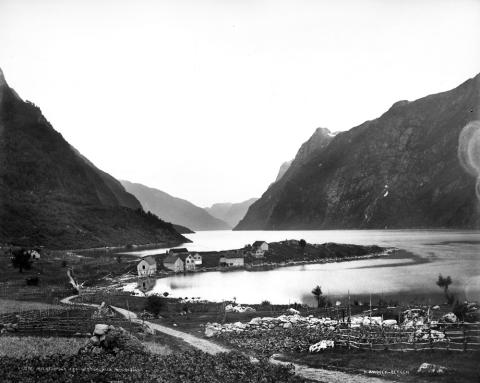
[[117, 248, 398, 293]]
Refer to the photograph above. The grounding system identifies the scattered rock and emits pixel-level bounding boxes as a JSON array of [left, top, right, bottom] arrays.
[[417, 362, 449, 375]]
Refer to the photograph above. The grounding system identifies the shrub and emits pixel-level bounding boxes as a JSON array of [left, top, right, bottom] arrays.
[[144, 295, 166, 316], [25, 276, 39, 286], [261, 300, 271, 306], [11, 248, 32, 273]]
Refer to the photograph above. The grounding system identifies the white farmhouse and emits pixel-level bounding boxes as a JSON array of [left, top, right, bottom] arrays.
[[192, 253, 202, 266], [251, 241, 269, 258], [219, 253, 245, 267], [182, 254, 196, 271], [163, 255, 184, 273], [137, 256, 157, 277]]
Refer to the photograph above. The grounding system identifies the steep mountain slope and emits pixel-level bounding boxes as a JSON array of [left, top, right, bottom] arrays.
[[0, 68, 188, 249], [121, 181, 230, 231], [236, 74, 480, 230], [274, 161, 292, 182], [205, 198, 258, 228]]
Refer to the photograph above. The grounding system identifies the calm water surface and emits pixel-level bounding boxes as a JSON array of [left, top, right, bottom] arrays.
[[126, 230, 480, 304]]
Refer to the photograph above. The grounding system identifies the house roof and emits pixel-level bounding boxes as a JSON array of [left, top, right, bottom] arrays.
[[169, 248, 188, 254], [140, 256, 156, 266], [252, 241, 266, 247], [178, 254, 194, 261], [164, 255, 182, 264]]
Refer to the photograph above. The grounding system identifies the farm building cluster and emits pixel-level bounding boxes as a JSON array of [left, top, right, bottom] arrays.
[[136, 241, 270, 277]]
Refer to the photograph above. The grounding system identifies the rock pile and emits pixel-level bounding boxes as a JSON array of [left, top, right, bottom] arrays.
[[225, 304, 256, 313], [0, 323, 18, 334], [91, 302, 116, 319], [205, 314, 337, 337], [78, 324, 146, 355]]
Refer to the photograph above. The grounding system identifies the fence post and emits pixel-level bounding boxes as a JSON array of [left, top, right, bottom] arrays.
[[413, 330, 416, 351], [429, 325, 433, 351], [463, 323, 467, 352], [347, 324, 350, 351]]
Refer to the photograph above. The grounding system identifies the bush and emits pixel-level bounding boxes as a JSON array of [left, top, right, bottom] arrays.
[[261, 300, 271, 306], [144, 295, 166, 316], [25, 276, 39, 286]]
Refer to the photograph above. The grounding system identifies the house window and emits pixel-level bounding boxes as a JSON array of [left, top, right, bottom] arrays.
[[143, 265, 145, 269]]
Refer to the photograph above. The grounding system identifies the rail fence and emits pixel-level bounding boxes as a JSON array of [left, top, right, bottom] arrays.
[[10, 316, 143, 337], [334, 322, 480, 352]]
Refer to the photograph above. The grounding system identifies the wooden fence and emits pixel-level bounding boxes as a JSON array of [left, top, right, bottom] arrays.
[[334, 322, 480, 352], [10, 316, 143, 337]]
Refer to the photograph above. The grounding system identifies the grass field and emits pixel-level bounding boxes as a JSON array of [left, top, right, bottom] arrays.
[[0, 336, 86, 358], [0, 299, 65, 314]]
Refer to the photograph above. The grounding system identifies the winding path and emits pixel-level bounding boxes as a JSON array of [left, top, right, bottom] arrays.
[[61, 294, 397, 383]]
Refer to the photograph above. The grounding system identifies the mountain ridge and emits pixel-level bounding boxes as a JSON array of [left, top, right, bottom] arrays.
[[0, 68, 188, 249], [205, 198, 258, 228], [121, 180, 231, 231], [236, 73, 480, 230]]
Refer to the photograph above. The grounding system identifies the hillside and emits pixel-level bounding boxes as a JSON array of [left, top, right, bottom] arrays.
[[121, 180, 230, 231], [0, 68, 188, 249], [205, 198, 258, 228], [236, 74, 480, 230]]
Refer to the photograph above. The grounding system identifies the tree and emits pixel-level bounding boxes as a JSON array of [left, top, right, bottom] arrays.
[[11, 248, 32, 273], [299, 239, 307, 249], [311, 285, 324, 308], [436, 274, 454, 304], [145, 295, 166, 316]]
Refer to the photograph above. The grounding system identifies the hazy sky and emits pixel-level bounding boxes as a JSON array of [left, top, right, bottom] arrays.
[[1, 0, 479, 207]]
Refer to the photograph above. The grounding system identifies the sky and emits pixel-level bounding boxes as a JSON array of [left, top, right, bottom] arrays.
[[1, 0, 479, 207]]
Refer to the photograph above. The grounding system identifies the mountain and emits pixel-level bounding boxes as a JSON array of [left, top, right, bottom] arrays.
[[205, 198, 258, 228], [275, 161, 292, 182], [0, 68, 188, 249], [236, 74, 480, 230], [121, 180, 230, 231]]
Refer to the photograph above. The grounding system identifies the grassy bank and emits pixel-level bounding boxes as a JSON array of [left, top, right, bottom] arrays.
[[278, 349, 480, 383]]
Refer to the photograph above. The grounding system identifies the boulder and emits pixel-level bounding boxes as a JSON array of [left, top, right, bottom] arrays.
[[309, 340, 335, 353], [205, 324, 221, 338], [417, 363, 449, 376], [283, 322, 292, 329], [250, 317, 262, 325], [93, 324, 109, 336], [383, 319, 397, 326], [286, 308, 300, 315], [442, 313, 458, 323]]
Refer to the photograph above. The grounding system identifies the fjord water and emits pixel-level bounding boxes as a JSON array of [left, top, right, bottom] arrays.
[[128, 230, 480, 304]]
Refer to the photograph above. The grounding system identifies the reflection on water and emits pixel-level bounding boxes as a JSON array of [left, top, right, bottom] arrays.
[[127, 230, 480, 304]]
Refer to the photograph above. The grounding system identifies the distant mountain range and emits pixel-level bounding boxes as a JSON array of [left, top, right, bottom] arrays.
[[0, 68, 188, 249], [236, 73, 480, 230], [205, 198, 258, 228], [121, 181, 231, 231]]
